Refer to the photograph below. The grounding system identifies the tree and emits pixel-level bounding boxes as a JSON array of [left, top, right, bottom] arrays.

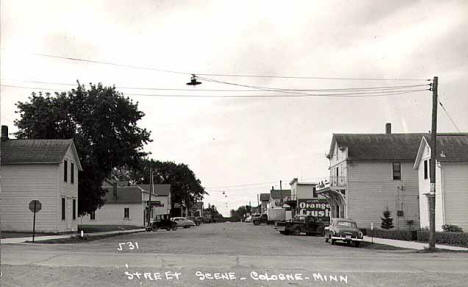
[[15, 83, 151, 215], [129, 159, 207, 214], [381, 208, 394, 229], [230, 205, 251, 221]]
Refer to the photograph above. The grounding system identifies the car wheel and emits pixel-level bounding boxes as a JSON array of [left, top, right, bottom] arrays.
[[253, 220, 260, 225], [354, 241, 361, 247], [331, 239, 336, 245], [295, 227, 301, 235]]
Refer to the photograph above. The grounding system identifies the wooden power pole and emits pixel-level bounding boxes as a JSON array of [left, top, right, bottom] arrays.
[[428, 76, 438, 250]]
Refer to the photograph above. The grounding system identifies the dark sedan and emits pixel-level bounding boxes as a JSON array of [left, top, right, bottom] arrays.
[[324, 218, 363, 247]]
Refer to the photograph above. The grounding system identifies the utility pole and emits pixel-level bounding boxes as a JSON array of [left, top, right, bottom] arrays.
[[148, 167, 153, 228], [280, 180, 283, 206], [427, 76, 438, 250]]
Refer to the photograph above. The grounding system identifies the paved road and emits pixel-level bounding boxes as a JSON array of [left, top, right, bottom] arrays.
[[2, 222, 468, 286]]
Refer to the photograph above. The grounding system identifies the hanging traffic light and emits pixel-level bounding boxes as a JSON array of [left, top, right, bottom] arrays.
[[187, 74, 202, 86]]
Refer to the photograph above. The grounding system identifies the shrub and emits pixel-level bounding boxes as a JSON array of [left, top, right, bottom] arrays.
[[417, 231, 468, 247], [442, 224, 463, 232], [381, 209, 394, 229], [366, 229, 413, 241]]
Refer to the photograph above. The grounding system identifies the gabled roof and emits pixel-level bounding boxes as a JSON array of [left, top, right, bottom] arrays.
[[259, 193, 270, 201], [328, 133, 426, 161], [1, 139, 83, 170], [138, 184, 171, 196], [270, 189, 291, 199], [414, 134, 468, 168], [103, 186, 142, 204]]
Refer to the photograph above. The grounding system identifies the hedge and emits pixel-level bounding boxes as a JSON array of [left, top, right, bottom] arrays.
[[365, 228, 468, 247], [417, 231, 468, 247]]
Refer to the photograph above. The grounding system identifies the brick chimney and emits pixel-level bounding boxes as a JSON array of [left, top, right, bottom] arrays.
[[385, 123, 392, 134], [1, 125, 8, 141]]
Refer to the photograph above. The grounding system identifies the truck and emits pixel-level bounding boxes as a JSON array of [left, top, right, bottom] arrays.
[[267, 208, 285, 222], [277, 215, 328, 236]]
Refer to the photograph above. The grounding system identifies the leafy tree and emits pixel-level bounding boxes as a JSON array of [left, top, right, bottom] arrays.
[[381, 208, 394, 229], [129, 159, 207, 213], [230, 205, 251, 221], [15, 83, 151, 215]]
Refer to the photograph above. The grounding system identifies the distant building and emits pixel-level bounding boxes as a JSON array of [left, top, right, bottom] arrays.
[[0, 126, 83, 233], [269, 188, 291, 208], [414, 134, 468, 231], [259, 193, 270, 214], [318, 123, 421, 229], [191, 202, 204, 217], [290, 178, 329, 219], [80, 182, 171, 226]]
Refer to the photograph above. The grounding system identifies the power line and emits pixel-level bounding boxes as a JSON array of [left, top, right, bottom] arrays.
[[439, 99, 462, 132], [1, 79, 430, 92], [15, 51, 431, 81], [1, 84, 429, 98], [199, 76, 430, 97]]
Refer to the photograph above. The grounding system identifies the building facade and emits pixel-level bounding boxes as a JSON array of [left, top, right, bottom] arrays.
[[1, 128, 82, 233], [80, 183, 171, 226], [318, 124, 421, 229], [414, 134, 468, 231]]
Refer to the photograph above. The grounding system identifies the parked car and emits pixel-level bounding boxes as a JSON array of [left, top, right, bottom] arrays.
[[146, 215, 177, 232], [324, 218, 363, 247], [171, 217, 196, 228]]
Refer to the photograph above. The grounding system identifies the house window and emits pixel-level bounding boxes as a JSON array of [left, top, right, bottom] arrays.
[[424, 160, 428, 180], [71, 162, 74, 184], [64, 160, 68, 182], [124, 208, 130, 219], [73, 199, 76, 220], [90, 211, 96, 220], [392, 162, 401, 180], [61, 198, 66, 220]]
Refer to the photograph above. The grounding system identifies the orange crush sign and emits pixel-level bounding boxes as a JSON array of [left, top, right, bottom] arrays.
[[297, 199, 331, 218]]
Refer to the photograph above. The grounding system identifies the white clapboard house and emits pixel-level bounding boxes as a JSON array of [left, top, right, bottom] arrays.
[[414, 134, 468, 231], [80, 181, 171, 226], [0, 126, 82, 233]]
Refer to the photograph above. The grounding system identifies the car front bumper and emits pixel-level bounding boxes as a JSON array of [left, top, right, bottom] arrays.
[[330, 236, 363, 242]]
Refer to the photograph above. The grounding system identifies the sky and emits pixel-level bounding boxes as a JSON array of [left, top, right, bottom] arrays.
[[1, 0, 467, 216]]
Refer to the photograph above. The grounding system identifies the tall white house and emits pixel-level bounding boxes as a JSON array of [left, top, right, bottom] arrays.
[[1, 126, 82, 233], [413, 134, 468, 231], [318, 123, 421, 229]]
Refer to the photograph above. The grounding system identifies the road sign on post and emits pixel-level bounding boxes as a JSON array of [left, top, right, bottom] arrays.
[[29, 200, 42, 242]]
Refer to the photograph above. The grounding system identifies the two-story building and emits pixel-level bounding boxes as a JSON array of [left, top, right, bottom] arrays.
[[414, 134, 468, 231], [318, 123, 422, 229], [0, 126, 82, 233], [290, 178, 329, 219]]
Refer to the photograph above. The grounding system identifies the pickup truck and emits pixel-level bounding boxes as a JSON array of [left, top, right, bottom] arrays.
[[278, 215, 328, 236]]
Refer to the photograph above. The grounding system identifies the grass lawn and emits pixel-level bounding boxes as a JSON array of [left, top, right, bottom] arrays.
[[78, 224, 143, 233]]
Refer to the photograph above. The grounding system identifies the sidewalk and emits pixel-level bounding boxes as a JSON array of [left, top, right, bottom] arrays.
[[363, 235, 468, 251], [1, 228, 145, 244]]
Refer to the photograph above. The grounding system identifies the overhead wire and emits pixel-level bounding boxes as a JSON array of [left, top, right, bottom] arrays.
[[1, 84, 429, 98], [1, 79, 430, 92], [439, 98, 462, 132]]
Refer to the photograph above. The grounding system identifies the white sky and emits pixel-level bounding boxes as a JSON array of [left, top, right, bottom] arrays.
[[1, 0, 467, 216]]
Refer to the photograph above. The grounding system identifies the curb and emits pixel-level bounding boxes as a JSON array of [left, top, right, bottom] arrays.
[[1, 228, 146, 244]]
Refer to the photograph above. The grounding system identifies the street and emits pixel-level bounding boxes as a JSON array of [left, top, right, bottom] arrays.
[[2, 222, 468, 286]]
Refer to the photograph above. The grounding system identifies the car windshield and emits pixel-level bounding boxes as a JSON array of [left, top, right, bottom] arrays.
[[336, 221, 357, 228]]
